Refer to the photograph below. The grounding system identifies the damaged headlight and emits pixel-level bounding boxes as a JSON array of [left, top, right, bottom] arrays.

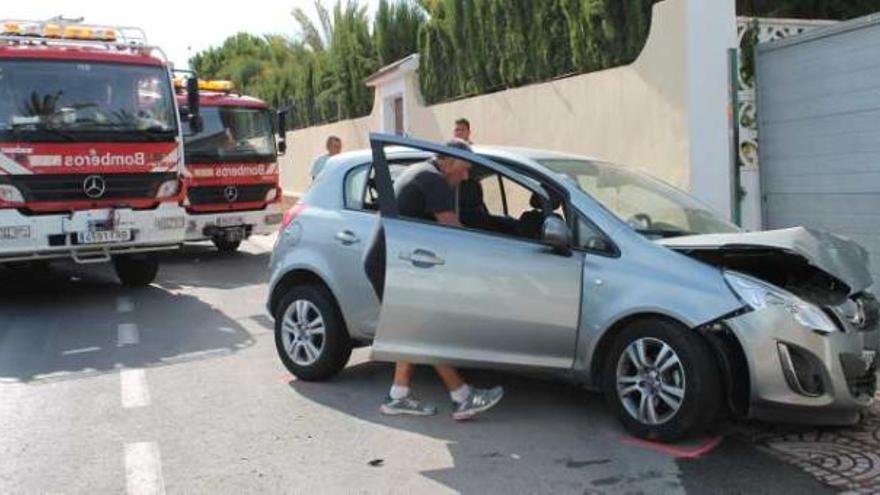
[[724, 271, 838, 334]]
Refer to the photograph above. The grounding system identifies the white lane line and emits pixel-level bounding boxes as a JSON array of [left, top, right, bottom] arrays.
[[120, 369, 151, 408], [117, 297, 135, 314], [118, 323, 139, 347], [124, 441, 165, 495], [248, 234, 277, 251], [61, 346, 101, 356]]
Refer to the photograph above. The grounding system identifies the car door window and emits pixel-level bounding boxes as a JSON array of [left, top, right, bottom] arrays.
[[344, 162, 410, 211], [480, 174, 505, 216], [575, 216, 618, 256]]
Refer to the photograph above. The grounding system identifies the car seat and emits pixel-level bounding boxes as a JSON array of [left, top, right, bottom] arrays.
[[518, 193, 561, 239]]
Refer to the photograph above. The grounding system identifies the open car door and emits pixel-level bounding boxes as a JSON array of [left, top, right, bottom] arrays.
[[364, 134, 583, 370]]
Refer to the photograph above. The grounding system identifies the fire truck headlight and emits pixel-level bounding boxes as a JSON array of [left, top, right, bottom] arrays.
[[156, 180, 180, 199], [0, 185, 25, 205], [264, 187, 279, 203]]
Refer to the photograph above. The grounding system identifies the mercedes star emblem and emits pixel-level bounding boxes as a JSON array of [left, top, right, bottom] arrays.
[[83, 175, 107, 199], [223, 185, 239, 203]]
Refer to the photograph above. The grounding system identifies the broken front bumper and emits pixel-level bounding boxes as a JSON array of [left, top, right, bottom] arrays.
[[726, 304, 878, 426]]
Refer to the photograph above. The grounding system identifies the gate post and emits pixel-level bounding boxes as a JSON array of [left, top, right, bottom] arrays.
[[685, 0, 738, 221]]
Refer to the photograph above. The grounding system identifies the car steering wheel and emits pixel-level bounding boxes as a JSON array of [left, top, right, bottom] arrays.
[[627, 213, 653, 230]]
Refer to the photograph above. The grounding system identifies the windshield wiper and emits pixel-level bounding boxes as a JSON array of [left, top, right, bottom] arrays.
[[636, 228, 696, 239], [9, 123, 76, 141]]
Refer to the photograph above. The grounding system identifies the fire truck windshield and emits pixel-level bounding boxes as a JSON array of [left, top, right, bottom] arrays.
[[183, 106, 275, 163], [0, 60, 177, 142]]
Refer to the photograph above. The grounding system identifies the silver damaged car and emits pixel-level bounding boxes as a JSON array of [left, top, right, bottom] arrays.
[[268, 134, 879, 441]]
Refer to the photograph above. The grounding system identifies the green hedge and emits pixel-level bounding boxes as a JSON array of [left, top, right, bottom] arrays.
[[418, 0, 658, 105]]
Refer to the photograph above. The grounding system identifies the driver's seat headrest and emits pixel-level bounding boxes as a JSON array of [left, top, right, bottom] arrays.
[[529, 192, 561, 210]]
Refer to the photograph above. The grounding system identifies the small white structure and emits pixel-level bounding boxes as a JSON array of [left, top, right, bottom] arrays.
[[365, 54, 420, 136]]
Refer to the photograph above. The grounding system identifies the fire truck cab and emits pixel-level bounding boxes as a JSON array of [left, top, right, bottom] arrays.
[[175, 79, 285, 252], [0, 18, 195, 285]]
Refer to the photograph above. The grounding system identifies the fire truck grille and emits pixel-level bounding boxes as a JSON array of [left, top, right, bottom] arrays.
[[8, 173, 176, 203], [188, 184, 274, 205]]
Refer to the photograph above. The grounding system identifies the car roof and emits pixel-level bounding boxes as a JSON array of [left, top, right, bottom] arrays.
[[326, 144, 600, 172]]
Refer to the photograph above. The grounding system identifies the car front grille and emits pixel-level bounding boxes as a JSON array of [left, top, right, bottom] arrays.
[[187, 184, 274, 205]]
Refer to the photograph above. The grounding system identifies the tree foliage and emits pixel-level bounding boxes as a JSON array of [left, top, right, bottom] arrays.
[[190, 0, 422, 129], [418, 0, 657, 105]]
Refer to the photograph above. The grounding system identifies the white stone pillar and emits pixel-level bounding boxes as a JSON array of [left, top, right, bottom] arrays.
[[686, 0, 738, 220]]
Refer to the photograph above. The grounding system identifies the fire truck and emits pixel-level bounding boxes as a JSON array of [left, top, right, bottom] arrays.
[[0, 18, 199, 285], [174, 79, 286, 252]]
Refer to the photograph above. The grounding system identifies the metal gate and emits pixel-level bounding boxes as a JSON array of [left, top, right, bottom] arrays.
[[757, 14, 880, 289]]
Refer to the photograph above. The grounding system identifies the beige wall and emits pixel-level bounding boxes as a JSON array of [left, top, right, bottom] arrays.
[[280, 0, 690, 197]]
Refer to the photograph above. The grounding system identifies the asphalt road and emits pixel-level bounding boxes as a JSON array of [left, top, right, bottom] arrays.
[[0, 238, 848, 493]]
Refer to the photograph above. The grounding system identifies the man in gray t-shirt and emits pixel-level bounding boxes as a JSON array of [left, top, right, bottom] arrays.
[[379, 139, 505, 421]]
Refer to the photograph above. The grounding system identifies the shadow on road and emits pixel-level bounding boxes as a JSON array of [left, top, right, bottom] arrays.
[[154, 243, 271, 290], [0, 252, 259, 383], [288, 358, 686, 493], [288, 357, 834, 494]]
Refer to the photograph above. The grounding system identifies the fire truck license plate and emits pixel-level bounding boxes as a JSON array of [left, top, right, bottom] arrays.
[[77, 229, 132, 245], [217, 216, 244, 227]]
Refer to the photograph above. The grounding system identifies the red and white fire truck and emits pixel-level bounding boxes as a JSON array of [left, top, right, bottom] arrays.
[[174, 79, 285, 252], [0, 18, 199, 285]]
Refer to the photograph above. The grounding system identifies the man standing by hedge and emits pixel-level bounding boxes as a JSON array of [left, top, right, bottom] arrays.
[[454, 118, 472, 144]]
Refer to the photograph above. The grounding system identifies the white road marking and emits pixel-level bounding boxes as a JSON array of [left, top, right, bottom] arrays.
[[124, 441, 165, 495], [120, 369, 151, 408], [248, 234, 277, 251], [118, 323, 139, 347], [61, 346, 101, 356], [117, 297, 135, 313]]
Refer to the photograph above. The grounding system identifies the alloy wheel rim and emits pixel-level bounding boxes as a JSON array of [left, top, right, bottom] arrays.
[[616, 337, 686, 425], [281, 299, 326, 366]]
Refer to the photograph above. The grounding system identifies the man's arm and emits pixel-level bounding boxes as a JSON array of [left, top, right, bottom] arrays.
[[434, 210, 461, 227]]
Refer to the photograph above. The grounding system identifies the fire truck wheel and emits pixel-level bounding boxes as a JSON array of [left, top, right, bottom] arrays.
[[113, 255, 160, 286], [212, 239, 242, 253]]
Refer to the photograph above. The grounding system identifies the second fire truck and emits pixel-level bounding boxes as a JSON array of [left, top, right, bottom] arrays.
[[175, 79, 285, 252]]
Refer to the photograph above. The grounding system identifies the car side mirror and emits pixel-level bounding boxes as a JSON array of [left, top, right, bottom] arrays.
[[542, 216, 571, 256]]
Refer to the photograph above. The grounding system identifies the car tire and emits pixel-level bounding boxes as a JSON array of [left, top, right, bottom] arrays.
[[113, 255, 159, 287], [274, 284, 352, 381], [213, 239, 242, 253], [602, 317, 721, 442]]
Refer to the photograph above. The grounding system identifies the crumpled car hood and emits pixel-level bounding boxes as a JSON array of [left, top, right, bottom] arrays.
[[657, 227, 873, 295]]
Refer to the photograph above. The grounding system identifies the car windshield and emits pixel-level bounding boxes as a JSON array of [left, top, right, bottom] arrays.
[[183, 105, 275, 162], [537, 158, 740, 238], [0, 60, 176, 141]]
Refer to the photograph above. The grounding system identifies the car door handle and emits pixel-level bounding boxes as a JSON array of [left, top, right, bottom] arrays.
[[399, 249, 445, 267], [334, 230, 360, 245]]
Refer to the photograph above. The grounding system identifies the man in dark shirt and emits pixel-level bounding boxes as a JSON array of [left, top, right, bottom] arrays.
[[380, 139, 504, 421]]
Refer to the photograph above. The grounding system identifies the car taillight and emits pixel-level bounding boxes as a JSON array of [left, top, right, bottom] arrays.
[[281, 202, 306, 231]]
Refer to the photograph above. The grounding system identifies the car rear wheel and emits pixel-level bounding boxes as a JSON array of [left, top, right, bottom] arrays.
[[274, 284, 352, 381], [602, 318, 721, 442]]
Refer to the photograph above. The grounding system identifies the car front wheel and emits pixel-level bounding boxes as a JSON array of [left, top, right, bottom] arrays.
[[274, 284, 352, 381], [602, 318, 721, 442]]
